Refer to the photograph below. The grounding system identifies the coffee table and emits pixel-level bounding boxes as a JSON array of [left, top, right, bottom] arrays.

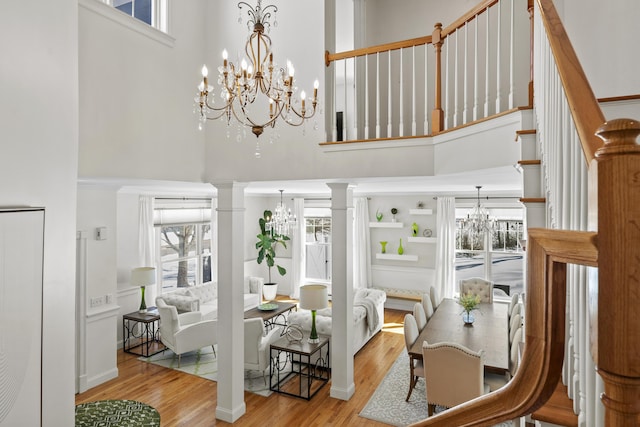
[[244, 301, 296, 331]]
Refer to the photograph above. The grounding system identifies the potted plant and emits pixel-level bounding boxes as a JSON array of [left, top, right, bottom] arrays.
[[457, 292, 481, 325], [391, 207, 398, 222], [255, 210, 290, 301]]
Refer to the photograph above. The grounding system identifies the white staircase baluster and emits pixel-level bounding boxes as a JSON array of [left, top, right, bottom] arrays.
[[445, 39, 450, 130], [411, 46, 416, 136], [387, 51, 392, 137], [364, 54, 369, 139], [399, 48, 404, 136], [509, 0, 515, 109], [424, 43, 429, 134], [473, 15, 479, 121], [484, 9, 490, 117], [376, 52, 380, 138], [453, 30, 459, 127], [463, 22, 469, 124], [495, 0, 502, 113]]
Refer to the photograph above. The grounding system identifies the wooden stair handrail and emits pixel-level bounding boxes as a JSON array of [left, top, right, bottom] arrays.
[[536, 0, 604, 165], [408, 229, 597, 426]]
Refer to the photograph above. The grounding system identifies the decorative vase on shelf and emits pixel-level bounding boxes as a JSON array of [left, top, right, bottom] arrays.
[[412, 222, 419, 237], [380, 241, 388, 254], [397, 238, 404, 255], [376, 210, 383, 222]]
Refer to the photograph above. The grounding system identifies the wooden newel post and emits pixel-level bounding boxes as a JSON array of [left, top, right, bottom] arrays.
[[431, 22, 444, 134], [594, 118, 640, 426]]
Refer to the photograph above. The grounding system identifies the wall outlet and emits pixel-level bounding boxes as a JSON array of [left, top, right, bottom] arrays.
[[90, 296, 104, 308]]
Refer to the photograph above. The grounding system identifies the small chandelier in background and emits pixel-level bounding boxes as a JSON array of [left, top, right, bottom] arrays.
[[266, 190, 297, 237], [194, 0, 319, 155], [461, 186, 496, 236]]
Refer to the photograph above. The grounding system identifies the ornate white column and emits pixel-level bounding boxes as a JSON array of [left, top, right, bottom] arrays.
[[213, 181, 247, 422], [328, 182, 355, 400]]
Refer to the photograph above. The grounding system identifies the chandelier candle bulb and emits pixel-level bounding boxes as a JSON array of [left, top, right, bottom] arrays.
[[222, 49, 228, 67]]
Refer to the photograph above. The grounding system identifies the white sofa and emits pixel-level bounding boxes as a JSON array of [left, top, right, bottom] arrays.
[[157, 277, 262, 321], [287, 288, 386, 355]]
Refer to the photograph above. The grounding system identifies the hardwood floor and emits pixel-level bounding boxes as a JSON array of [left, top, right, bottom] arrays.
[[76, 305, 408, 426]]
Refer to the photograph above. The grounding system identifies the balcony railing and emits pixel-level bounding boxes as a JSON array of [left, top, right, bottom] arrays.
[[324, 0, 532, 144]]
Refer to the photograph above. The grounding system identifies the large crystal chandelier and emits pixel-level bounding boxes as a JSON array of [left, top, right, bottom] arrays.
[[461, 186, 496, 236], [195, 0, 319, 144], [266, 190, 297, 237]]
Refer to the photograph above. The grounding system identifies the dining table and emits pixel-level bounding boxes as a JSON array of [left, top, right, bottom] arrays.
[[409, 298, 510, 373]]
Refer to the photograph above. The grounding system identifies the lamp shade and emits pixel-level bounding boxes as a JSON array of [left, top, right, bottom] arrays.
[[299, 284, 328, 311], [131, 267, 156, 287]]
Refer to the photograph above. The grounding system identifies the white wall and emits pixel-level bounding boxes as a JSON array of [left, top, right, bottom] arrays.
[[560, 0, 640, 99], [78, 0, 207, 181], [0, 0, 79, 425]]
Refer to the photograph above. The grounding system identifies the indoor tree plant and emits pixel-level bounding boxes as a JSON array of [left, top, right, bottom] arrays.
[[255, 210, 290, 300]]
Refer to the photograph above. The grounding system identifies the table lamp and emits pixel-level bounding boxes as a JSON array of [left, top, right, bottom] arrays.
[[131, 267, 156, 313], [299, 284, 328, 343]]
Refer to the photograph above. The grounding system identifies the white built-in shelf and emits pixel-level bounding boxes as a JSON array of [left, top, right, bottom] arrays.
[[369, 222, 404, 228], [376, 253, 418, 261], [409, 208, 433, 215], [408, 236, 437, 243]]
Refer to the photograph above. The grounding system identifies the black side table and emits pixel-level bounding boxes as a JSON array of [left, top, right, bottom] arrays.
[[270, 335, 330, 399], [122, 307, 165, 357]]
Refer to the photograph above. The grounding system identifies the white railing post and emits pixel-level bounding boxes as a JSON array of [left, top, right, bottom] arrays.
[[376, 52, 381, 138], [495, 0, 502, 113], [399, 48, 404, 136], [484, 9, 490, 117], [364, 55, 369, 139], [412, 46, 416, 136], [387, 51, 392, 137]]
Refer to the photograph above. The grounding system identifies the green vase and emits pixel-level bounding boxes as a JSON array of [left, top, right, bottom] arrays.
[[398, 238, 404, 255], [380, 241, 388, 253], [139, 286, 147, 312]]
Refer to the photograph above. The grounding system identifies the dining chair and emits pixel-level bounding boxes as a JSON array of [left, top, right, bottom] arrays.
[[485, 326, 523, 391], [429, 285, 441, 310], [403, 313, 424, 401], [413, 302, 427, 331], [459, 277, 494, 303], [510, 313, 522, 341], [508, 292, 520, 319], [511, 301, 522, 319], [422, 341, 489, 416], [421, 293, 434, 320]]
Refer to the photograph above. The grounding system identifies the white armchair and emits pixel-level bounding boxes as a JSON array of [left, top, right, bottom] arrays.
[[244, 318, 283, 384], [156, 297, 217, 367]]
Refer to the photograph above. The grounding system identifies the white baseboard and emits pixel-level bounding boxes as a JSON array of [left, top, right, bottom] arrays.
[[216, 403, 246, 423], [86, 367, 118, 390], [330, 383, 356, 401]]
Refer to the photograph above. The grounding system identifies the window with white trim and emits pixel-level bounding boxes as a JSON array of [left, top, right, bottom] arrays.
[[154, 198, 212, 291], [102, 0, 168, 32], [304, 206, 332, 289], [454, 207, 524, 297]]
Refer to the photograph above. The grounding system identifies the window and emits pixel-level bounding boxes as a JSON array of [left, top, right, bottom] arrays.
[[455, 207, 524, 297], [304, 207, 332, 287], [154, 199, 212, 291], [100, 0, 168, 32]]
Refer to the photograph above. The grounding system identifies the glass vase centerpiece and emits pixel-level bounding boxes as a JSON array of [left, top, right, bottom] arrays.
[[457, 292, 481, 325]]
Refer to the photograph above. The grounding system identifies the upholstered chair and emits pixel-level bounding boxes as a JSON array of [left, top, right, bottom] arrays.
[[413, 302, 427, 332], [421, 293, 435, 320], [422, 341, 489, 416], [459, 277, 494, 303], [511, 301, 522, 320], [510, 314, 522, 341], [156, 297, 217, 367], [403, 313, 424, 401], [484, 326, 524, 391], [508, 292, 520, 319], [429, 285, 441, 310], [244, 318, 283, 384]]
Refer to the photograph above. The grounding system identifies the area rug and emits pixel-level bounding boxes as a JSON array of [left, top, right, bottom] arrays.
[[359, 352, 513, 426], [75, 399, 160, 427], [140, 346, 288, 397]]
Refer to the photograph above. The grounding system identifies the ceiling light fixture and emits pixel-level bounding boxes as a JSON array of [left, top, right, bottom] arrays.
[[461, 186, 496, 236], [195, 0, 319, 153], [265, 189, 297, 237]]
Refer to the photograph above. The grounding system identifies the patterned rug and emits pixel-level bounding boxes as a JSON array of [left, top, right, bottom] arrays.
[[359, 352, 513, 426], [75, 400, 160, 427], [140, 346, 287, 397]]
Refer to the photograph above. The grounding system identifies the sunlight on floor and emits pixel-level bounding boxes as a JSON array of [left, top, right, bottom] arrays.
[[383, 321, 405, 335]]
